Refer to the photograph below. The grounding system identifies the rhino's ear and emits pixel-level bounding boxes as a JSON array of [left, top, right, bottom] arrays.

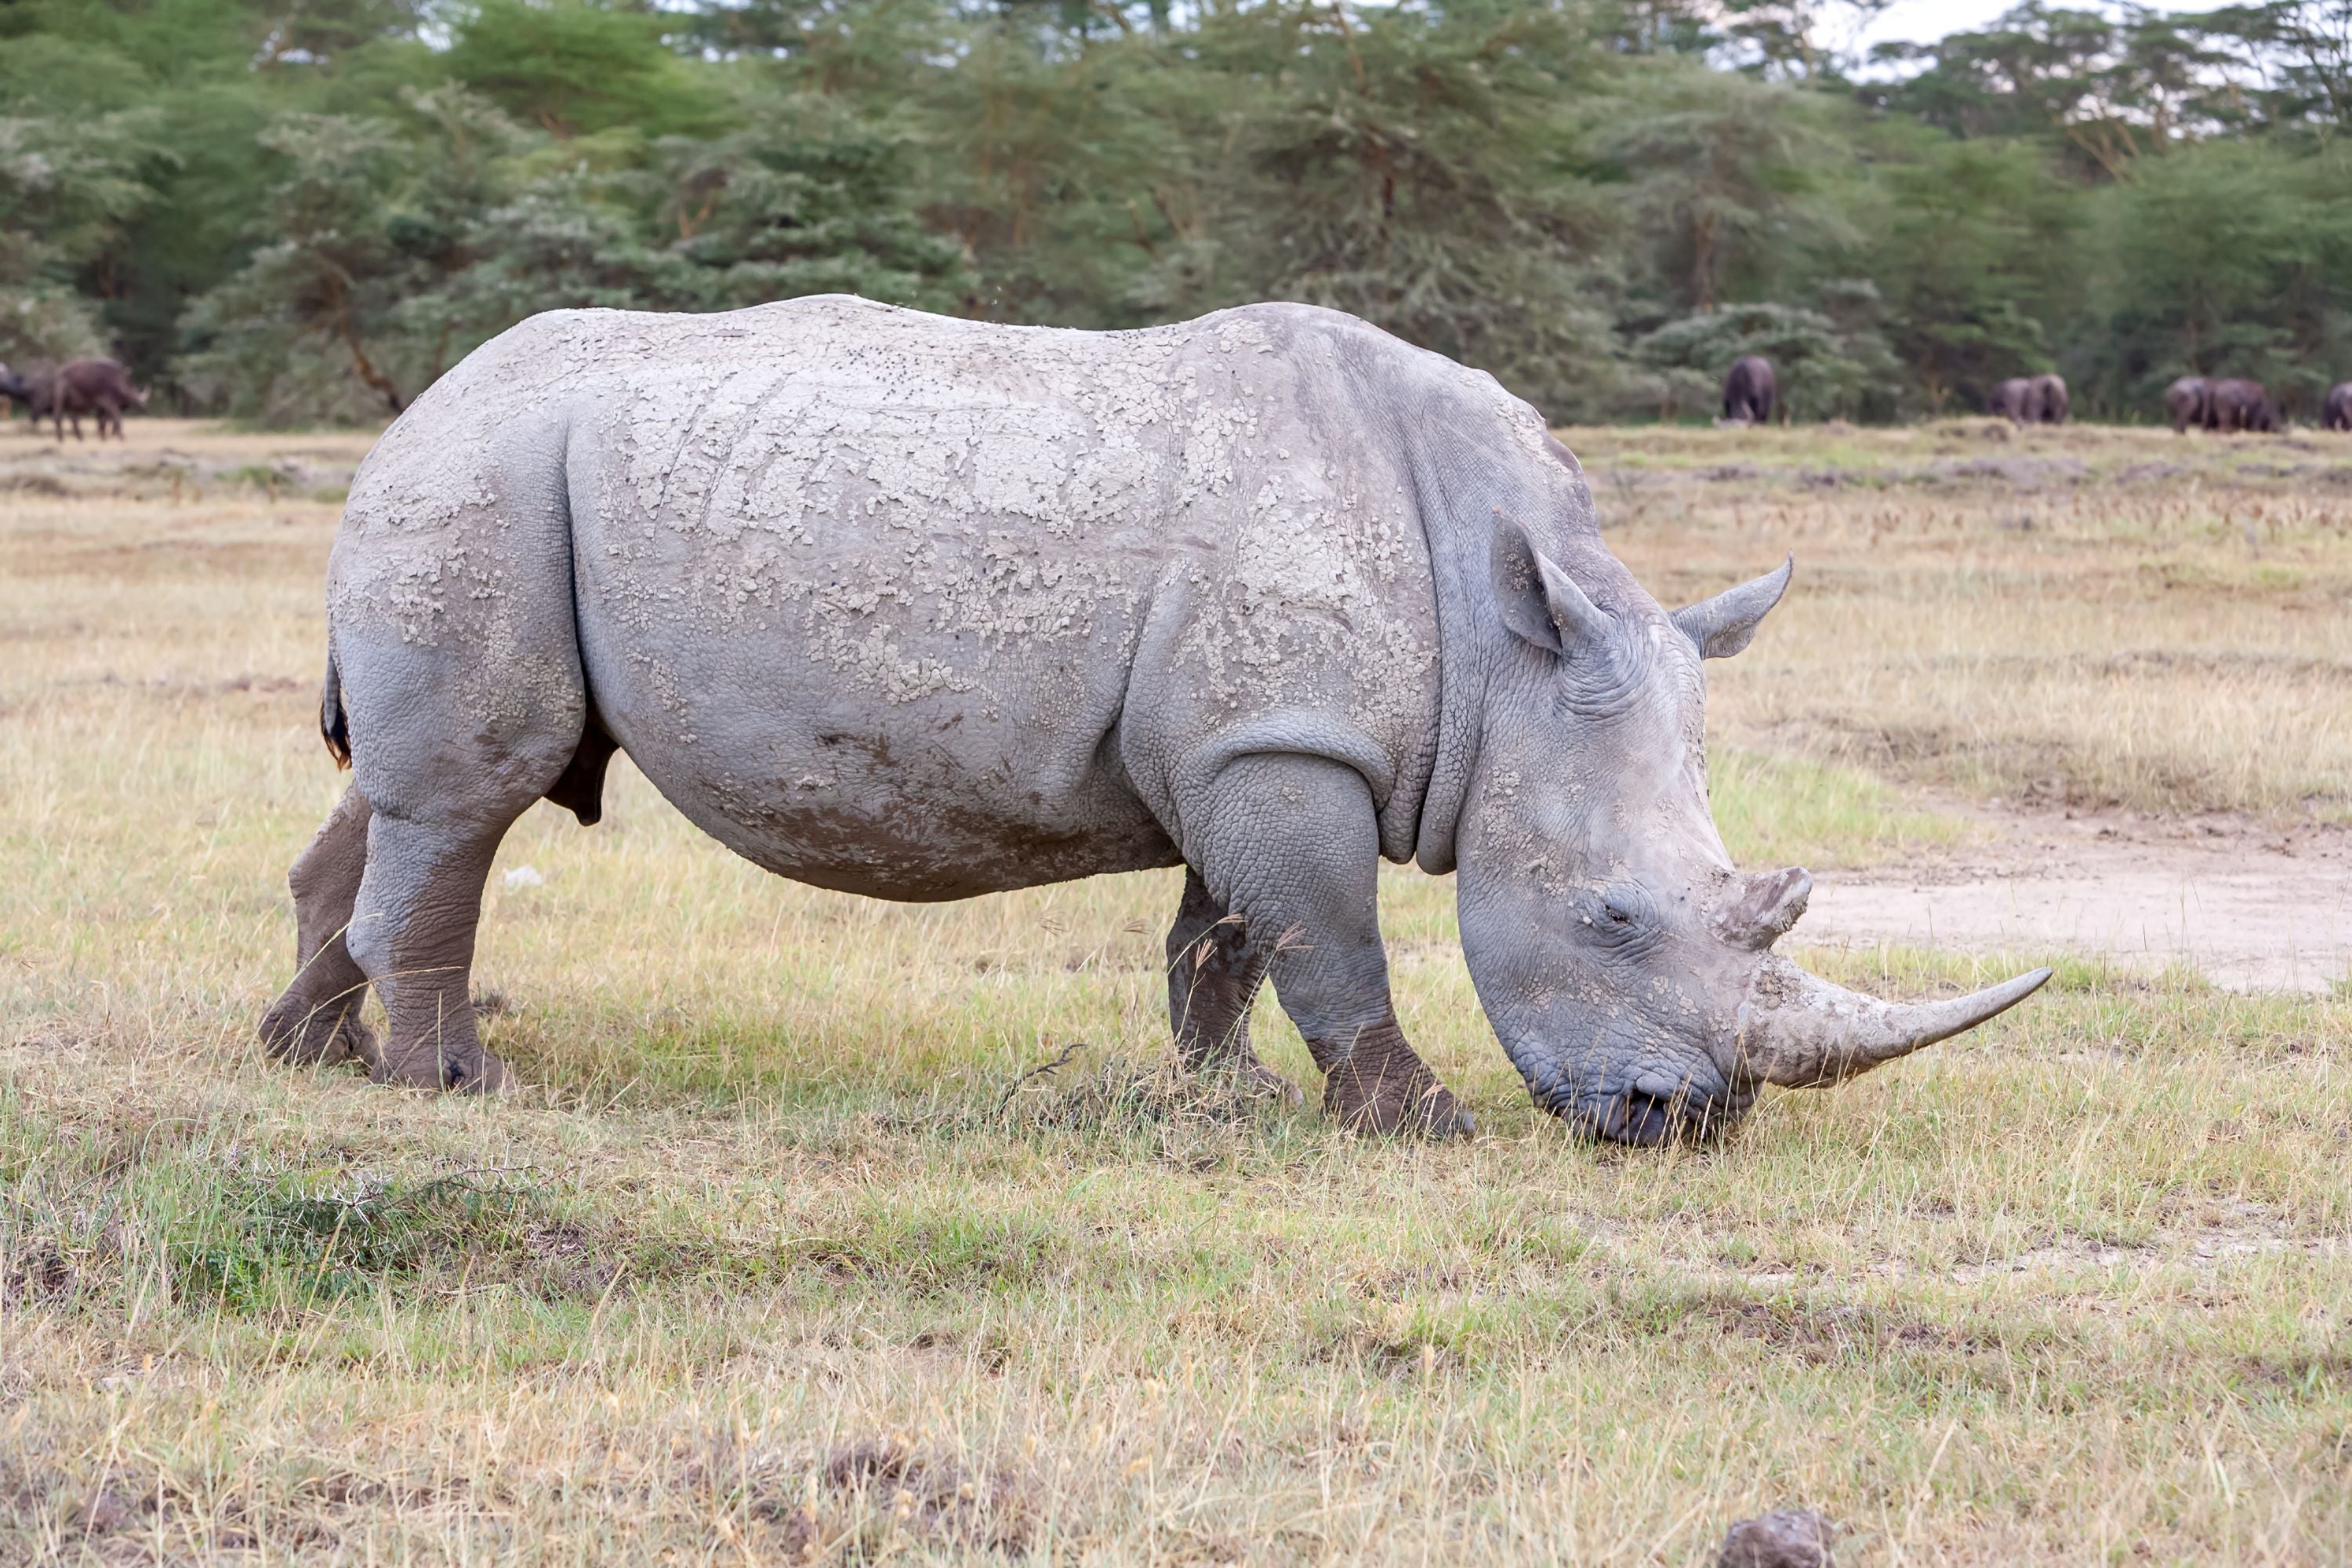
[[1671, 557, 1792, 659], [1490, 513, 1612, 658]]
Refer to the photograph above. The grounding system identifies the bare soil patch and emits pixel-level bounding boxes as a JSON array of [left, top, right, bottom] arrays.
[[1804, 801, 2352, 991]]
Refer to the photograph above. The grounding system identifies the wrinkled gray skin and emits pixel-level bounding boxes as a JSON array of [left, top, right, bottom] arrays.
[[260, 297, 2049, 1143]]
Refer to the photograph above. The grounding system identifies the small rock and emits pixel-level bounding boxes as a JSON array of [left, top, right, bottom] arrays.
[[1719, 1508, 1836, 1568], [503, 865, 545, 890]]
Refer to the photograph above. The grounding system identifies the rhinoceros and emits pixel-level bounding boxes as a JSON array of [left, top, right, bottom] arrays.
[[260, 297, 2048, 1144]]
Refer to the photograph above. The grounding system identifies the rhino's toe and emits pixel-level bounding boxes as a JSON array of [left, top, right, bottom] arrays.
[[445, 1052, 511, 1095]]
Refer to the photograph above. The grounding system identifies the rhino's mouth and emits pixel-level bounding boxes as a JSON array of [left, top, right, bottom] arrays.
[[1566, 1072, 1756, 1146], [1511, 1044, 1755, 1145]]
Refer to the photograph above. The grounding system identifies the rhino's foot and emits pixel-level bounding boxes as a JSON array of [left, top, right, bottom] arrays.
[[1308, 1018, 1475, 1138], [1327, 1073, 1475, 1138], [258, 994, 375, 1070], [368, 1046, 510, 1094], [446, 1050, 510, 1095]]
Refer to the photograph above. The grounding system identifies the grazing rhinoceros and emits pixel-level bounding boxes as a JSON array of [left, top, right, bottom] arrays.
[[260, 298, 2048, 1144]]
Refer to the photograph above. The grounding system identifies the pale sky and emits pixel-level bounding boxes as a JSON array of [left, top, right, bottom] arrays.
[[1849, 0, 2206, 58]]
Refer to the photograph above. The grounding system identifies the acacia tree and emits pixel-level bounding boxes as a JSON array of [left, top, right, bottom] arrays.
[[0, 107, 169, 362], [1846, 133, 2074, 412], [179, 115, 441, 419], [1134, 0, 1624, 419], [1584, 63, 1850, 318]]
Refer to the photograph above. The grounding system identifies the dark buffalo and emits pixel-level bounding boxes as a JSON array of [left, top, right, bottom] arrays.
[[1721, 356, 1775, 424], [2030, 373, 2069, 424], [2205, 378, 2278, 434], [1987, 378, 2036, 423], [0, 363, 37, 418], [2165, 376, 2209, 434], [2323, 382, 2352, 432], [27, 358, 147, 441]]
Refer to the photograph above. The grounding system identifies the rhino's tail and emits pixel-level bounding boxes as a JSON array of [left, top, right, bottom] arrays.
[[321, 649, 351, 769]]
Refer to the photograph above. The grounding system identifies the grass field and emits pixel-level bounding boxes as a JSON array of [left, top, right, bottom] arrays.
[[2, 419, 2348, 1565]]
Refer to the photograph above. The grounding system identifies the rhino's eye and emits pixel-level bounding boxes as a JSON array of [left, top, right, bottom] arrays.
[[1588, 885, 1659, 946]]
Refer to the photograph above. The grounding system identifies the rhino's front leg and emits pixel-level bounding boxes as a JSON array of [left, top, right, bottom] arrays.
[[1191, 755, 1472, 1138]]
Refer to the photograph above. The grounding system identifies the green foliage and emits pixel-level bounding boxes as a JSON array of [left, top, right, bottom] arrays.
[[177, 113, 447, 421], [1130, 1, 1624, 419], [1850, 133, 2078, 413], [2092, 136, 2352, 412], [5, 0, 2352, 423], [444, 0, 720, 140], [1632, 299, 1904, 420], [0, 105, 171, 361]]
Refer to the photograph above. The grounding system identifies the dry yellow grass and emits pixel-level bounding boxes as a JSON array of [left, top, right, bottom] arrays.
[[1572, 419, 2352, 822], [2, 420, 2348, 1565]]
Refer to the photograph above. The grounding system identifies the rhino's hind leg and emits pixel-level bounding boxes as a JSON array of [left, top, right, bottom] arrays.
[[344, 810, 521, 1093], [259, 784, 379, 1069], [1192, 756, 1472, 1138], [336, 677, 579, 1091], [1165, 866, 1301, 1105]]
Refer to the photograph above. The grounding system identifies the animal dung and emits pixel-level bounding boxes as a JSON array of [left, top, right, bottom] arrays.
[[1716, 1508, 1836, 1568]]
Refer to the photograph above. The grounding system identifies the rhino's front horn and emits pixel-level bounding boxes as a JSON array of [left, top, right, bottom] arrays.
[[1733, 955, 2053, 1088]]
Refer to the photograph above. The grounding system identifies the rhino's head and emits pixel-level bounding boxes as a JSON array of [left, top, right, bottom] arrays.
[[1455, 516, 2049, 1145]]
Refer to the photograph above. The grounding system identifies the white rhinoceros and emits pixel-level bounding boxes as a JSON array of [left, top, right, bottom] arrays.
[[260, 296, 2045, 1142]]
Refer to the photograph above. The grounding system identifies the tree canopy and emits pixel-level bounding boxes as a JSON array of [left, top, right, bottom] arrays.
[[6, 0, 2352, 423]]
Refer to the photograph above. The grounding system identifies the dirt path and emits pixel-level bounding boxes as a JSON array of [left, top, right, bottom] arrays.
[[1807, 807, 2352, 992]]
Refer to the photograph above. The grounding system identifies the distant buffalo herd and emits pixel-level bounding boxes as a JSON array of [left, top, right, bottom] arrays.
[[1720, 358, 2352, 434], [5, 347, 2352, 440], [0, 357, 148, 440]]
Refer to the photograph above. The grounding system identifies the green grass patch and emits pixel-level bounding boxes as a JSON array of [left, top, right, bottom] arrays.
[[1709, 745, 1972, 868]]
